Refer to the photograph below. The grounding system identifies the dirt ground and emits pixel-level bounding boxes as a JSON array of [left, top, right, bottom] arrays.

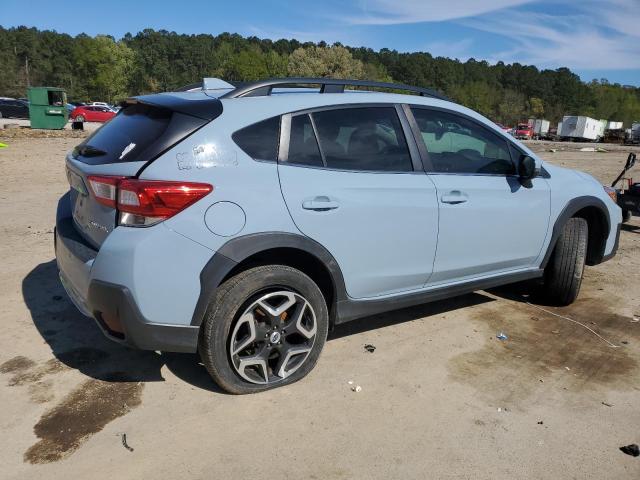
[[1, 134, 639, 479]]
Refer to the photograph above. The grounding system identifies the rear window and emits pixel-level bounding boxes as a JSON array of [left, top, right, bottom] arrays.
[[72, 103, 205, 165]]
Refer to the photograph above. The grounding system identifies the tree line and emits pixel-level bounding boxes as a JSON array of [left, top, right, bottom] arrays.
[[1, 26, 639, 126]]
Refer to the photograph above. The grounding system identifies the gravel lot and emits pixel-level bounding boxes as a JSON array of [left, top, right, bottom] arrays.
[[0, 133, 639, 479]]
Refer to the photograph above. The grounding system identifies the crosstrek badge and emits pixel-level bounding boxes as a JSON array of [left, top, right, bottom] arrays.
[[119, 142, 136, 160]]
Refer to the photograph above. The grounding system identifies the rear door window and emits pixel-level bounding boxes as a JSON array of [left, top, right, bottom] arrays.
[[287, 114, 323, 167], [232, 116, 280, 161], [311, 107, 413, 172]]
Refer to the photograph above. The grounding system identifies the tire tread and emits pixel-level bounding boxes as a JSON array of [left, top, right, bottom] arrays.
[[543, 217, 588, 305]]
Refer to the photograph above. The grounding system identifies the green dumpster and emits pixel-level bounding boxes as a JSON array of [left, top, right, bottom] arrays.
[[27, 87, 68, 130]]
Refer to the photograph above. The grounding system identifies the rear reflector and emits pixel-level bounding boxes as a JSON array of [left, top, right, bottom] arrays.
[[86, 176, 213, 227]]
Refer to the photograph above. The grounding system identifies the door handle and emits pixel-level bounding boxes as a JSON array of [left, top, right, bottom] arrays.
[[302, 196, 340, 211], [440, 190, 468, 204]]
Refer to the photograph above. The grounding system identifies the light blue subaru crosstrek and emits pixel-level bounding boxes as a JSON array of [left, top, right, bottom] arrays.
[[55, 78, 622, 393]]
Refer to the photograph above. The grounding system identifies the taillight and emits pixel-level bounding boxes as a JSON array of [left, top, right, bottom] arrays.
[[86, 176, 213, 227], [117, 179, 213, 226]]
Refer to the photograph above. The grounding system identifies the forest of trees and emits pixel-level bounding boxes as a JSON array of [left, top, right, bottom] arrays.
[[1, 25, 639, 126]]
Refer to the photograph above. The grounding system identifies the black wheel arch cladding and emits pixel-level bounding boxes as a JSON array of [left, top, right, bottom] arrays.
[[191, 232, 346, 326], [540, 195, 611, 269]]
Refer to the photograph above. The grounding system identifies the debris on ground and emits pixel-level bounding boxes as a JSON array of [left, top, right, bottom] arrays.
[[537, 421, 544, 425], [548, 148, 557, 152], [363, 344, 376, 353], [0, 142, 7, 148], [121, 433, 134, 452], [602, 401, 614, 407], [619, 444, 639, 457], [579, 147, 596, 152], [596, 147, 608, 152], [551, 330, 560, 334], [496, 332, 508, 341], [351, 385, 362, 393]]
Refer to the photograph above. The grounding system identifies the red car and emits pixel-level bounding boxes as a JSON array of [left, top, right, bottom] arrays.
[[70, 105, 116, 122], [515, 123, 534, 140]]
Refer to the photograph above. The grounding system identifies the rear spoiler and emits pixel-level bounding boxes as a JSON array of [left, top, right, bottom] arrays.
[[121, 92, 223, 121]]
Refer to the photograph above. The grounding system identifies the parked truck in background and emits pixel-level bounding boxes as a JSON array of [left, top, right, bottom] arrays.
[[627, 123, 640, 144], [533, 119, 550, 139], [515, 123, 534, 140], [558, 116, 603, 142], [604, 120, 626, 144]]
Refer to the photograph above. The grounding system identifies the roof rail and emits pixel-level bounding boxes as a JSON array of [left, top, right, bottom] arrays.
[[220, 77, 449, 101]]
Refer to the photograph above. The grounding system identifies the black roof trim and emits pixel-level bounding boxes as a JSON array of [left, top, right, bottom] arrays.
[[220, 77, 449, 101], [122, 93, 223, 121]]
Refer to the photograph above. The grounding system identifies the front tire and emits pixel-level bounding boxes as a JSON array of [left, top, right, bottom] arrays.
[[542, 217, 588, 305], [199, 265, 329, 394]]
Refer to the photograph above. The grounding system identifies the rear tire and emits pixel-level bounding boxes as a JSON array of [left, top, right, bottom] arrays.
[[198, 265, 329, 394], [542, 217, 588, 305]]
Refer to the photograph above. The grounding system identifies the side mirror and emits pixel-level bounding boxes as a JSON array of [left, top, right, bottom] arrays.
[[518, 155, 536, 187]]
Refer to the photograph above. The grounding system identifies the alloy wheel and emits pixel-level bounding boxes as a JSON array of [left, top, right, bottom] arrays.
[[229, 290, 317, 385]]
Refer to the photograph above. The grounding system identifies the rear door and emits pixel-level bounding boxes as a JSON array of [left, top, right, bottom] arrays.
[[409, 106, 550, 286], [278, 105, 439, 299]]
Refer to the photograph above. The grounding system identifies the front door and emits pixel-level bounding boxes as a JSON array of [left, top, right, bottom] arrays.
[[278, 105, 439, 299], [409, 106, 550, 286]]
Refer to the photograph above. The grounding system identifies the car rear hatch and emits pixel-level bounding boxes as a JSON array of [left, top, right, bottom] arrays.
[[65, 91, 222, 248]]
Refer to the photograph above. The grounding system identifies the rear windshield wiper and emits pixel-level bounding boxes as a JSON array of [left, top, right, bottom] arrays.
[[74, 145, 107, 157]]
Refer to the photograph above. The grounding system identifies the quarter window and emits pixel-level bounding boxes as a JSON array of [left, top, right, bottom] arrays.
[[232, 116, 280, 161], [311, 107, 413, 172], [411, 108, 515, 175]]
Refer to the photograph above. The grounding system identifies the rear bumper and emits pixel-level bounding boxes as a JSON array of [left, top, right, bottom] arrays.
[[55, 193, 199, 353], [87, 280, 199, 352]]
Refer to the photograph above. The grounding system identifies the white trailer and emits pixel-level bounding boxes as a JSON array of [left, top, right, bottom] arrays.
[[607, 121, 623, 130], [598, 120, 607, 138], [630, 123, 640, 144], [558, 116, 602, 141], [533, 119, 550, 138]]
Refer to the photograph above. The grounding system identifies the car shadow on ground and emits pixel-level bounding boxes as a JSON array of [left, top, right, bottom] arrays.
[[24, 259, 498, 393], [621, 222, 640, 234], [22, 260, 227, 394], [329, 292, 493, 340]]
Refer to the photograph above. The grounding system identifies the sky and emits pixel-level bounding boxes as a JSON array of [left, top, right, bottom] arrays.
[[2, 0, 639, 86]]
